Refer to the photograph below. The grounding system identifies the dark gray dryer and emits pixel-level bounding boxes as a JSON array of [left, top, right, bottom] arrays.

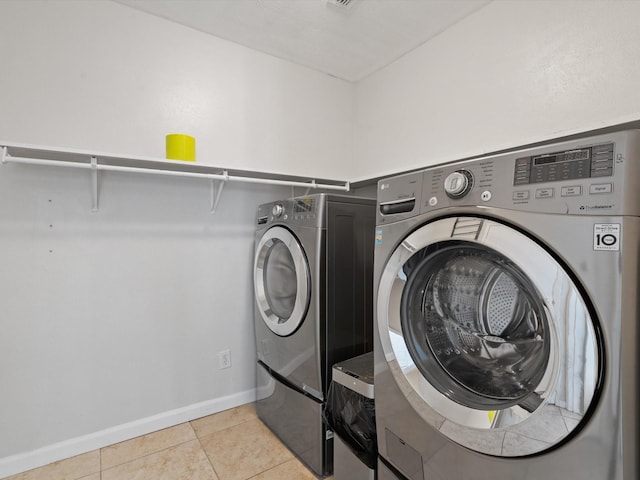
[[253, 193, 375, 476]]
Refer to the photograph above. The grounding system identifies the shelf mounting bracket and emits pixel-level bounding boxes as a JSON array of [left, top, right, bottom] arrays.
[[303, 179, 316, 196], [210, 170, 228, 214], [90, 156, 99, 212]]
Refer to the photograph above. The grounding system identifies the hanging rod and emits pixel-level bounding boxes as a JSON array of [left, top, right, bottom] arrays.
[[0, 143, 350, 212]]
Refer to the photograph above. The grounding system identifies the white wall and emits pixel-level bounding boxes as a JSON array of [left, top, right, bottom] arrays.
[[0, 163, 291, 476], [353, 0, 640, 181], [0, 0, 353, 180], [0, 0, 352, 476]]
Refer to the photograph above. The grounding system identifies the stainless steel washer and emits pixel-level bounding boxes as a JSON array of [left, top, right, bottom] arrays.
[[374, 130, 640, 479], [254, 193, 375, 476]]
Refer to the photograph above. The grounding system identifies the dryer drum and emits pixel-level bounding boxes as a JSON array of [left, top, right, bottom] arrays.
[[254, 225, 311, 337], [401, 242, 551, 410], [262, 239, 297, 321]]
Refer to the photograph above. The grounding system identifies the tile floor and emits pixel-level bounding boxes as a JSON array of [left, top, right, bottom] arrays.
[[3, 403, 329, 480]]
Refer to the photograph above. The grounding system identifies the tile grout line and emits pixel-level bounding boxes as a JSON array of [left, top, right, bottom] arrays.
[[97, 408, 262, 479], [192, 414, 260, 443], [5, 413, 259, 480], [191, 422, 222, 480], [244, 457, 294, 480], [191, 413, 286, 480], [99, 424, 199, 475], [191, 416, 265, 464]]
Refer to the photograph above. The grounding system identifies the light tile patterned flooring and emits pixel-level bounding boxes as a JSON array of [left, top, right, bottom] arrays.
[[4, 403, 328, 480]]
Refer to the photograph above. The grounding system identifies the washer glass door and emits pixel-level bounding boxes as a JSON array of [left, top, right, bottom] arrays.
[[255, 226, 310, 337], [377, 217, 601, 457], [402, 242, 549, 410]]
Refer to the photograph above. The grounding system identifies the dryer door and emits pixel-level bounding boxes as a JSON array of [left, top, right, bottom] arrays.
[[255, 226, 311, 337], [377, 216, 602, 457]]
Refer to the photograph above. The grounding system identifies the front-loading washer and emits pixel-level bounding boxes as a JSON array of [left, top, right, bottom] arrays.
[[374, 130, 640, 479], [253, 193, 375, 476]]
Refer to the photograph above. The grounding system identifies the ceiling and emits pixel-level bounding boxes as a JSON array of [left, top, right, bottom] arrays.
[[114, 0, 491, 82]]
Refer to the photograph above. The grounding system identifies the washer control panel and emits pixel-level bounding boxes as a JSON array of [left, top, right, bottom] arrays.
[[429, 134, 634, 216], [377, 130, 640, 220], [513, 142, 613, 185]]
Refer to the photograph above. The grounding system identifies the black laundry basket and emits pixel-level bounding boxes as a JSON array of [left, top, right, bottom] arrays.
[[324, 352, 377, 478]]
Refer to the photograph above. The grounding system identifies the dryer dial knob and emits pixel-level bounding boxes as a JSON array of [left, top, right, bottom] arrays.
[[444, 170, 473, 198], [272, 204, 284, 217]]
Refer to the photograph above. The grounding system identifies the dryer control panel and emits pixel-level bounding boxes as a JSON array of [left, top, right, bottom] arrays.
[[256, 197, 323, 229]]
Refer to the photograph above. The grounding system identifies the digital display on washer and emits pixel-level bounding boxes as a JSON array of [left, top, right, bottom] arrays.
[[513, 143, 614, 185], [533, 149, 590, 165]]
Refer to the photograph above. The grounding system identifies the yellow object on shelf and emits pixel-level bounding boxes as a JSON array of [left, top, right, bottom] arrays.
[[166, 134, 195, 162]]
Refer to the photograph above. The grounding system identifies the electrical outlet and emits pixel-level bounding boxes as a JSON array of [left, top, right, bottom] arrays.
[[219, 349, 231, 369]]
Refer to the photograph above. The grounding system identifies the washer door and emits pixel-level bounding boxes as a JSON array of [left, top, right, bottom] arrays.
[[255, 226, 311, 337], [377, 217, 601, 457]]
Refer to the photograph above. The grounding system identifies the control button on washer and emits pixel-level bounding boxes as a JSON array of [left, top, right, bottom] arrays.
[[481, 191, 492, 202], [589, 183, 613, 194], [535, 188, 554, 199], [561, 186, 582, 197], [513, 191, 530, 201], [428, 196, 438, 207]]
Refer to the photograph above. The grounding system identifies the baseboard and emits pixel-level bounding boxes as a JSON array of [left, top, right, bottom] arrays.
[[0, 388, 257, 479]]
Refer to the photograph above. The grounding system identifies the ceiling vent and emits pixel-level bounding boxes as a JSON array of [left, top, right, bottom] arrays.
[[326, 0, 357, 9]]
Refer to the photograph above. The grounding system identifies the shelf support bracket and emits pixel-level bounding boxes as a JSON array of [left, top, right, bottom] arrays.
[[90, 156, 99, 212], [1, 146, 7, 165], [210, 170, 228, 214], [303, 180, 317, 196]]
